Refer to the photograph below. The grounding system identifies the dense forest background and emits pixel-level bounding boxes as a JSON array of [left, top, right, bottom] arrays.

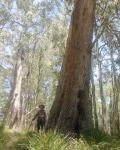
[[0, 0, 120, 149]]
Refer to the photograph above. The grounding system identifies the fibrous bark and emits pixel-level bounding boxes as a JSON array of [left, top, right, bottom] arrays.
[[46, 0, 96, 135]]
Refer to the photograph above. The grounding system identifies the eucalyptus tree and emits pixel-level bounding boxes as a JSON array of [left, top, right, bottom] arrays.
[[47, 0, 96, 135]]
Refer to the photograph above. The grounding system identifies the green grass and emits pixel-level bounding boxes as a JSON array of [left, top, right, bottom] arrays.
[[0, 126, 120, 150]]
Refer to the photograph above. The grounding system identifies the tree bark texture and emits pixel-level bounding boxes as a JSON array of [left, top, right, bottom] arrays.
[[8, 49, 24, 130], [46, 0, 96, 135], [91, 67, 98, 129], [110, 48, 120, 135], [97, 58, 108, 133]]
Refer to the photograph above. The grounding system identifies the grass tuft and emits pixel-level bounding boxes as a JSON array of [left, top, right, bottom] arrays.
[[0, 127, 120, 150]]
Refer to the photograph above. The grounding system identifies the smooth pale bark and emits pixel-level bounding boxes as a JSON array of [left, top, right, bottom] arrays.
[[46, 0, 96, 134], [97, 58, 108, 133], [91, 67, 98, 129], [8, 50, 24, 130], [35, 52, 43, 102]]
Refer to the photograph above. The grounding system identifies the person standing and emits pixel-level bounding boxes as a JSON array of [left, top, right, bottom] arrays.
[[32, 105, 46, 132]]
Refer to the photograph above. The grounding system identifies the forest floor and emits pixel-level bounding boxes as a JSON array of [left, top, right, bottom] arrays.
[[0, 127, 120, 150]]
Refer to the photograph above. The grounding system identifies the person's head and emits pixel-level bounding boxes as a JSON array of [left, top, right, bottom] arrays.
[[38, 104, 45, 109]]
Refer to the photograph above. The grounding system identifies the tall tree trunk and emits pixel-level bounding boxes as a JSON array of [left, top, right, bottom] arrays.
[[35, 51, 43, 102], [46, 0, 96, 135], [97, 55, 108, 133], [94, 19, 108, 133], [91, 66, 98, 129], [110, 48, 120, 135], [8, 49, 24, 130]]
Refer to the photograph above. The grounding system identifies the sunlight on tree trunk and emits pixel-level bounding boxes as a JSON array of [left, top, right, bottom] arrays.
[[91, 66, 98, 129], [8, 50, 24, 131], [97, 53, 108, 133], [46, 0, 96, 135]]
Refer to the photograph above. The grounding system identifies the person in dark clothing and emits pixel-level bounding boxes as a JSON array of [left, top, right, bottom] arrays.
[[32, 104, 46, 132]]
